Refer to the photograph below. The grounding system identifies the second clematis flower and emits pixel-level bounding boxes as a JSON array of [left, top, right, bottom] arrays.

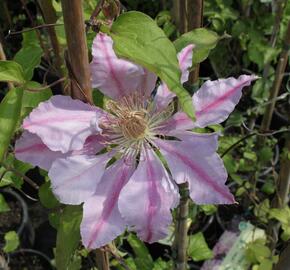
[[15, 33, 257, 249]]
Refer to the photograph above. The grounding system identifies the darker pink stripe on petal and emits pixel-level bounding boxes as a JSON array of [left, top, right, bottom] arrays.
[[15, 143, 47, 154], [87, 167, 129, 248], [196, 78, 254, 117], [158, 141, 233, 202], [179, 46, 192, 69], [99, 34, 124, 97], [23, 115, 94, 128], [144, 149, 159, 243]]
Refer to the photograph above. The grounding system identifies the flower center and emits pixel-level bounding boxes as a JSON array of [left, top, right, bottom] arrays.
[[102, 98, 149, 141], [119, 111, 148, 139], [99, 92, 174, 157]]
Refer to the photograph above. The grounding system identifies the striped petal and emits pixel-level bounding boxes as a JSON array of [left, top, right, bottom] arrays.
[[119, 147, 179, 243], [137, 69, 158, 97], [154, 44, 194, 109], [81, 158, 134, 249], [91, 33, 148, 99], [49, 152, 112, 205], [193, 75, 258, 127], [156, 112, 195, 135], [154, 135, 235, 204], [23, 95, 103, 153], [15, 131, 67, 170], [178, 44, 194, 83]]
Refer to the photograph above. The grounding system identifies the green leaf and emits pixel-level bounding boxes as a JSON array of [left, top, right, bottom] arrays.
[[92, 89, 104, 108], [0, 194, 10, 212], [55, 205, 82, 270], [67, 254, 82, 270], [14, 30, 43, 81], [153, 258, 172, 270], [258, 146, 273, 163], [188, 232, 213, 261], [281, 227, 290, 241], [3, 231, 20, 253], [22, 81, 52, 108], [39, 181, 60, 209], [0, 157, 32, 188], [200, 205, 217, 215], [269, 207, 290, 224], [223, 154, 238, 174], [127, 233, 154, 270], [174, 28, 220, 66], [226, 111, 245, 127], [261, 181, 275, 195], [246, 241, 271, 264], [0, 155, 19, 188], [0, 87, 24, 162], [258, 259, 274, 270], [254, 199, 270, 223], [110, 11, 195, 120], [125, 257, 137, 270], [48, 212, 61, 229], [0, 61, 25, 84]]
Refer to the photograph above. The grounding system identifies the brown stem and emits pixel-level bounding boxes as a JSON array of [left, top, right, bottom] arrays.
[[186, 0, 203, 84], [1, 0, 12, 27], [37, 0, 63, 78], [90, 0, 105, 21], [263, 0, 287, 79], [61, 0, 93, 104], [25, 77, 66, 92], [161, 0, 167, 10], [60, 1, 107, 268], [95, 249, 110, 270], [171, 0, 180, 30], [0, 42, 13, 90], [260, 21, 290, 133], [7, 23, 64, 36], [179, 1, 187, 35], [173, 182, 189, 270], [20, 0, 50, 64], [274, 243, 290, 270], [0, 161, 39, 190], [175, 0, 204, 84], [272, 134, 290, 210]]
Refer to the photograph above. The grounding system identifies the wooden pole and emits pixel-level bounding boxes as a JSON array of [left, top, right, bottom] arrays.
[[186, 0, 203, 84], [61, 0, 93, 103], [173, 2, 203, 269], [60, 1, 108, 269], [0, 42, 13, 90], [274, 243, 290, 270], [37, 0, 63, 78], [176, 0, 203, 83], [260, 21, 290, 132], [272, 136, 290, 209], [173, 183, 189, 270]]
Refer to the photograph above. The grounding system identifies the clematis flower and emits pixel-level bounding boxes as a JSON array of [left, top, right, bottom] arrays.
[[15, 33, 257, 249]]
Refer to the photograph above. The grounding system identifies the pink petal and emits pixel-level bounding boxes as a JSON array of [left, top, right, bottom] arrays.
[[154, 83, 176, 110], [193, 75, 258, 127], [119, 147, 179, 243], [71, 135, 105, 156], [15, 131, 67, 170], [156, 112, 194, 135], [137, 69, 158, 97], [90, 33, 146, 99], [49, 152, 112, 205], [81, 158, 134, 249], [154, 135, 235, 204], [23, 95, 103, 153], [154, 44, 194, 110], [178, 44, 194, 83]]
